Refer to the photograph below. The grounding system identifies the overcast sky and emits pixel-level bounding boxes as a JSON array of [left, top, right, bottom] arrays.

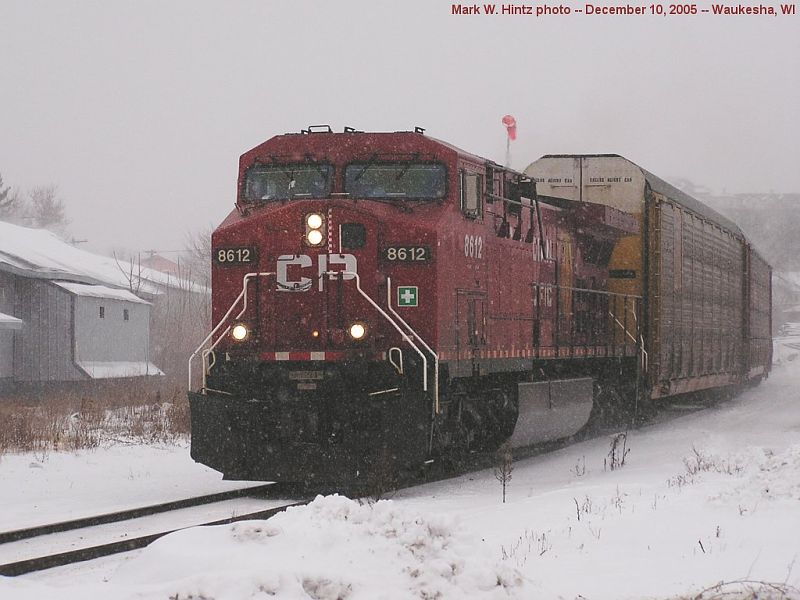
[[1, 1, 798, 254]]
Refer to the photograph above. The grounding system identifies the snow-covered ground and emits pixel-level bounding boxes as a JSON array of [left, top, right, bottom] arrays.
[[0, 444, 267, 532], [1, 340, 799, 599]]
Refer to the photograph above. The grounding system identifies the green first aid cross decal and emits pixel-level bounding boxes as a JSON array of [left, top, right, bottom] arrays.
[[397, 286, 418, 307]]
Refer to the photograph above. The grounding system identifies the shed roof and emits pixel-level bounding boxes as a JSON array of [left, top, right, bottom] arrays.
[[0, 311, 23, 331], [76, 361, 164, 379], [0, 221, 207, 295], [51, 281, 151, 305]]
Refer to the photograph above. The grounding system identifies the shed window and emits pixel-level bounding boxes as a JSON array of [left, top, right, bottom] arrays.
[[99, 306, 105, 319], [123, 308, 129, 321]]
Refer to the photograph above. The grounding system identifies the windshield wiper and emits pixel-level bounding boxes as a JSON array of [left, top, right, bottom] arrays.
[[353, 154, 379, 182], [394, 154, 420, 180], [304, 154, 330, 182]]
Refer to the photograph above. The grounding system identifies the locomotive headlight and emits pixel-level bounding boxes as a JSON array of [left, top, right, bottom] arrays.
[[306, 213, 323, 229], [349, 322, 366, 340], [231, 323, 249, 341], [306, 229, 324, 245], [305, 212, 325, 246]]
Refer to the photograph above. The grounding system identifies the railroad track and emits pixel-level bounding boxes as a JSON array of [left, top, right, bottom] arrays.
[[0, 483, 308, 577], [0, 393, 721, 578]]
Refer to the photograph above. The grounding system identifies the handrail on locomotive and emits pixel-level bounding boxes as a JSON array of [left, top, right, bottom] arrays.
[[323, 270, 434, 401], [531, 282, 646, 364], [191, 274, 647, 402], [188, 271, 275, 392], [386, 276, 440, 416]]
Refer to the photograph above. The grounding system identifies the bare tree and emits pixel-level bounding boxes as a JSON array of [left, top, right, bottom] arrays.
[[149, 262, 211, 389], [494, 441, 514, 503], [109, 249, 211, 388], [183, 226, 213, 287], [0, 173, 9, 213], [113, 251, 144, 294], [29, 185, 69, 233], [0, 173, 23, 222]]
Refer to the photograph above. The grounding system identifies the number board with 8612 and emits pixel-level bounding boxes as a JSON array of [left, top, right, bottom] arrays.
[[214, 247, 258, 265], [382, 246, 431, 263]]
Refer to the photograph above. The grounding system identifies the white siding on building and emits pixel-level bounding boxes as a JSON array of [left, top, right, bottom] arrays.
[[0, 329, 14, 378], [69, 292, 157, 378]]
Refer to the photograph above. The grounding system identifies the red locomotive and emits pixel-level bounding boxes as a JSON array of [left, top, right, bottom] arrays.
[[188, 127, 771, 485]]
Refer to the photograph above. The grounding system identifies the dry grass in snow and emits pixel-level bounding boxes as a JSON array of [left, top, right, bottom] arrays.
[[0, 381, 190, 458]]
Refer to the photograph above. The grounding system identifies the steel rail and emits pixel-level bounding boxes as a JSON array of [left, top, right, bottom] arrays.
[[0, 501, 305, 577], [0, 483, 279, 545]]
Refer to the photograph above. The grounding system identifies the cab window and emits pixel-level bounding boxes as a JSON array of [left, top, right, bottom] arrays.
[[243, 164, 333, 201], [344, 163, 446, 199], [461, 172, 483, 218]]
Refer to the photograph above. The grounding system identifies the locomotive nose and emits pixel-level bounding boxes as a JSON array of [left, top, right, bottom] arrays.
[[257, 205, 382, 357]]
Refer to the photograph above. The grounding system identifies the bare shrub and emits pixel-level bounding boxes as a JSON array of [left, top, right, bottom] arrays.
[[572, 455, 587, 477], [494, 441, 514, 503], [671, 579, 800, 600], [0, 380, 191, 456], [501, 529, 552, 566], [668, 472, 696, 490], [611, 486, 627, 514], [604, 431, 630, 471], [684, 446, 742, 476], [668, 446, 744, 489], [573, 495, 594, 521]]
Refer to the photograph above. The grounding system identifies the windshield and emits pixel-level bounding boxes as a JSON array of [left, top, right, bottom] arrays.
[[243, 164, 333, 201], [345, 163, 446, 199]]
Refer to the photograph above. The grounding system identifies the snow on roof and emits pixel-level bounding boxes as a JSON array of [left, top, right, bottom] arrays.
[[0, 311, 23, 330], [76, 361, 164, 379], [0, 221, 208, 295], [52, 281, 151, 305]]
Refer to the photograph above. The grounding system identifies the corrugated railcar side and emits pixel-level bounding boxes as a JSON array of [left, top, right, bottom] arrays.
[[745, 247, 772, 380], [647, 195, 747, 398]]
